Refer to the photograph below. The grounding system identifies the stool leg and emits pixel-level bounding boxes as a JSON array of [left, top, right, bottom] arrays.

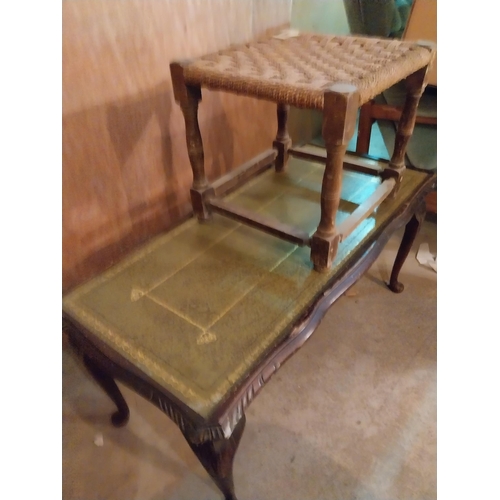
[[384, 66, 429, 190], [388, 200, 426, 293], [182, 415, 246, 500], [170, 62, 213, 220], [273, 103, 292, 172], [356, 100, 375, 155], [311, 84, 359, 272], [83, 355, 130, 427]]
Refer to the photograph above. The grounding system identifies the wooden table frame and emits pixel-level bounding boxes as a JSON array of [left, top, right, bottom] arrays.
[[63, 171, 434, 500]]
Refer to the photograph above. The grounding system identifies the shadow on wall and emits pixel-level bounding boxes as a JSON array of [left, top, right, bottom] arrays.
[[62, 81, 237, 292], [106, 83, 177, 224], [197, 91, 235, 182], [62, 0, 290, 293], [107, 85, 234, 188]]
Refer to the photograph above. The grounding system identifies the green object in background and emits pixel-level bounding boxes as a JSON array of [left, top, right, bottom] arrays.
[[289, 0, 434, 173], [343, 0, 414, 38], [292, 0, 350, 35]]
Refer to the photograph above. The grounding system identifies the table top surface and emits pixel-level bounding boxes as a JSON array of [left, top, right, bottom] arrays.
[[63, 152, 430, 421], [183, 33, 434, 109]]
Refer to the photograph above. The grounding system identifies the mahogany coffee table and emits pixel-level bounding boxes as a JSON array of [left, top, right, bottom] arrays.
[[64, 152, 435, 499]]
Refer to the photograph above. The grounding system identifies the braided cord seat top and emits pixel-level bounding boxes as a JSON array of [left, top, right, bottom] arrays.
[[184, 33, 434, 109]]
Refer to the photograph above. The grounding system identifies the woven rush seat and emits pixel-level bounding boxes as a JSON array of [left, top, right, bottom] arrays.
[[183, 33, 434, 109]]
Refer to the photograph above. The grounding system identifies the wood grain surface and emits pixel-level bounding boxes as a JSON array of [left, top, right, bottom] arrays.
[[63, 0, 291, 291]]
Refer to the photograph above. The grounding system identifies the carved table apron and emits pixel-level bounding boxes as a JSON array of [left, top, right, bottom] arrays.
[[63, 156, 435, 500]]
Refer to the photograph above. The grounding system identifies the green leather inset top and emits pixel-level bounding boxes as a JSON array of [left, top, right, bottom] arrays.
[[63, 155, 429, 420]]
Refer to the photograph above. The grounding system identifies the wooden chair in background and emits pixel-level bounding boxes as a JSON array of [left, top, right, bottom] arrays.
[[354, 0, 437, 213]]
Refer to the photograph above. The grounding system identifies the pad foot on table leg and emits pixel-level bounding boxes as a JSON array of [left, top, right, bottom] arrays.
[[83, 355, 130, 427], [183, 415, 246, 500], [388, 201, 426, 293]]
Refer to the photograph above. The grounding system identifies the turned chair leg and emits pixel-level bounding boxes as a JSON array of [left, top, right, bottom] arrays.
[[388, 201, 426, 293], [383, 64, 430, 190], [310, 83, 359, 272], [182, 415, 246, 500], [170, 62, 214, 220], [83, 355, 130, 427], [356, 100, 375, 155], [273, 103, 292, 172]]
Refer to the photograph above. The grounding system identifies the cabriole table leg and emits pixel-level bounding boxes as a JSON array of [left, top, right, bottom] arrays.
[[182, 415, 246, 500], [82, 355, 130, 427], [388, 200, 426, 293]]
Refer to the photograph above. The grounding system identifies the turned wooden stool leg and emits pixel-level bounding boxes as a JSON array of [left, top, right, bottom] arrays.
[[388, 200, 426, 293], [311, 84, 359, 272], [83, 355, 130, 427], [356, 100, 375, 155], [182, 415, 246, 500], [383, 64, 430, 191], [273, 103, 292, 172], [170, 62, 214, 220]]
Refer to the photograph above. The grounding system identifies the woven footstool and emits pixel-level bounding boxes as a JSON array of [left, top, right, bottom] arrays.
[[170, 33, 435, 271]]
